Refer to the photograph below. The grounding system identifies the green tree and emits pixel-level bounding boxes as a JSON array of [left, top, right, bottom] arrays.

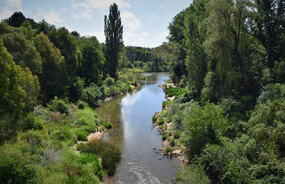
[[0, 24, 42, 75], [34, 33, 67, 103], [48, 27, 82, 76], [0, 39, 39, 141], [184, 0, 209, 92], [0, 39, 26, 118], [5, 12, 26, 28], [202, 0, 255, 100], [248, 0, 285, 69], [78, 36, 105, 84], [104, 3, 123, 79], [182, 103, 228, 158]]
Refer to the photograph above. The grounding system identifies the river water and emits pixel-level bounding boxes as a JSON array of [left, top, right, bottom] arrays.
[[95, 73, 178, 184]]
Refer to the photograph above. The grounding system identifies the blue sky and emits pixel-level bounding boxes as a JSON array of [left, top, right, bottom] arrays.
[[0, 0, 191, 47]]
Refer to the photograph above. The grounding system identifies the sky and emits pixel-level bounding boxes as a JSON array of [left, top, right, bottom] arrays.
[[0, 0, 191, 48]]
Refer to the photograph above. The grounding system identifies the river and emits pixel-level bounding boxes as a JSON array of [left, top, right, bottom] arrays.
[[95, 73, 178, 184]]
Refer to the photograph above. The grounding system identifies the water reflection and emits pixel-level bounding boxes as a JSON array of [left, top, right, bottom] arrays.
[[96, 73, 177, 184]]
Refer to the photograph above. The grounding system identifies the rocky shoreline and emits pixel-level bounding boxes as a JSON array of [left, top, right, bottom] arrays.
[[153, 81, 188, 165]]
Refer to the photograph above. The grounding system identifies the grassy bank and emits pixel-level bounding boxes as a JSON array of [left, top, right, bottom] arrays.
[[0, 68, 144, 183]]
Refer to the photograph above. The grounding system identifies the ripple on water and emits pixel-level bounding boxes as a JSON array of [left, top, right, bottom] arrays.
[[115, 162, 161, 184]]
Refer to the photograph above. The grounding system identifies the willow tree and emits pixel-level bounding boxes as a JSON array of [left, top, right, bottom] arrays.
[[104, 3, 123, 79]]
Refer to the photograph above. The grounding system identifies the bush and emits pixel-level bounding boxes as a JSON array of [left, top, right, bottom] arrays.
[[162, 134, 167, 140], [79, 153, 104, 180], [49, 97, 69, 114], [176, 165, 210, 184], [110, 85, 121, 96], [76, 130, 88, 141], [257, 83, 285, 104], [104, 77, 115, 87], [78, 140, 121, 176], [0, 146, 37, 184], [165, 87, 183, 97], [182, 102, 228, 158], [23, 113, 44, 130], [82, 84, 103, 107], [165, 146, 173, 154], [152, 115, 158, 122], [250, 161, 285, 183], [170, 139, 176, 147], [66, 76, 84, 102], [77, 100, 88, 109], [102, 122, 112, 129], [162, 101, 169, 108], [128, 85, 133, 92], [158, 119, 164, 125]]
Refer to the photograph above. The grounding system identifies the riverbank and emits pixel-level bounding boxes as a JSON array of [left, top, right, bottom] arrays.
[[96, 73, 178, 184], [153, 81, 188, 164]]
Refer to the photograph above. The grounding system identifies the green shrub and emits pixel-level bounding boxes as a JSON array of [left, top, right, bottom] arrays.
[[23, 113, 44, 130], [79, 153, 103, 180], [77, 100, 88, 109], [183, 102, 228, 158], [75, 107, 99, 132], [66, 76, 84, 103], [174, 131, 181, 139], [162, 100, 169, 107], [158, 119, 164, 125], [104, 77, 115, 87], [0, 146, 38, 184], [257, 83, 285, 104], [162, 134, 167, 140], [49, 97, 69, 114], [102, 122, 112, 129], [152, 115, 158, 122], [99, 126, 105, 132], [78, 140, 121, 176], [128, 85, 133, 92], [82, 84, 103, 107], [250, 161, 285, 183], [76, 130, 88, 141], [51, 127, 74, 142], [60, 150, 101, 183], [170, 139, 176, 147], [165, 146, 173, 154], [176, 165, 210, 184], [110, 86, 121, 96], [165, 87, 183, 97]]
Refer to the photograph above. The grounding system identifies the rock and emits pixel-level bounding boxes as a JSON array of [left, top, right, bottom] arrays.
[[167, 96, 175, 101]]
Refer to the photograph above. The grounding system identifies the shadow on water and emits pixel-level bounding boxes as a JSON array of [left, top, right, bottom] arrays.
[[95, 73, 178, 184]]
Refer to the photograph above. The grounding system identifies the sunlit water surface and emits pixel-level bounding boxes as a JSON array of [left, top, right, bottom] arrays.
[[95, 73, 178, 184]]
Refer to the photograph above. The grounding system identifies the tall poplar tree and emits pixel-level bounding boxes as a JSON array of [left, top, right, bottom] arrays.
[[104, 3, 123, 79]]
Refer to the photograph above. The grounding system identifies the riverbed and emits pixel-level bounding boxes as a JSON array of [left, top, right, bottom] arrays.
[[95, 73, 177, 184]]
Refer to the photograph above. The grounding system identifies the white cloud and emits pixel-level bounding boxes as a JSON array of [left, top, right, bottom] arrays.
[[141, 32, 149, 37], [42, 9, 64, 24], [79, 30, 105, 42], [0, 0, 23, 20], [121, 11, 148, 46], [5, 0, 22, 9], [72, 0, 130, 10], [122, 92, 141, 106], [121, 11, 140, 32], [161, 30, 169, 40], [73, 9, 92, 20]]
